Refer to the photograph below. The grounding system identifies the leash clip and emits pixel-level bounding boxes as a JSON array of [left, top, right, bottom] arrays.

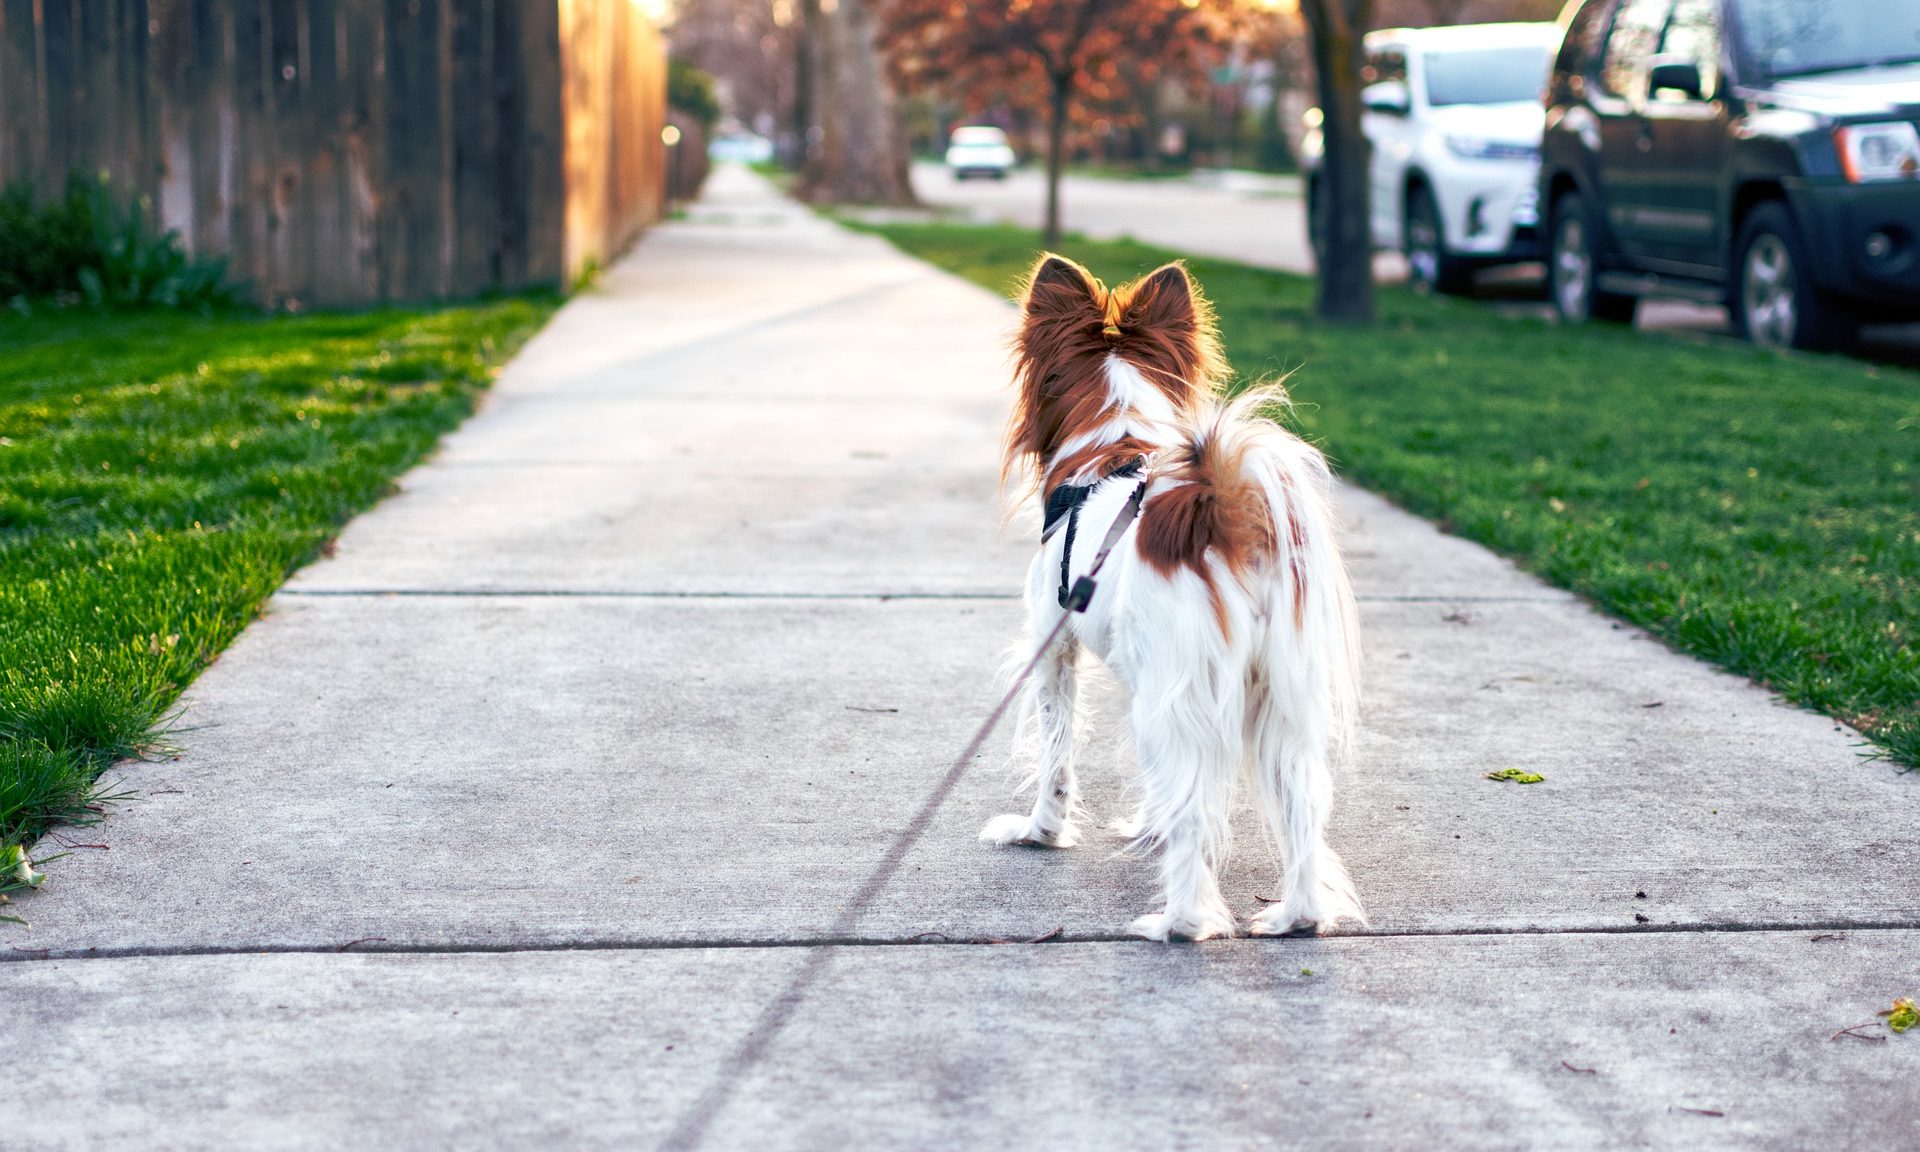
[[1065, 576, 1097, 613]]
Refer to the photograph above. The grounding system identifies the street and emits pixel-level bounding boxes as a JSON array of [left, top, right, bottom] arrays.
[[912, 160, 1920, 365]]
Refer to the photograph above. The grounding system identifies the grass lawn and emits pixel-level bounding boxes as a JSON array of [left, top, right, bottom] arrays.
[[847, 219, 1920, 769], [0, 298, 556, 889]]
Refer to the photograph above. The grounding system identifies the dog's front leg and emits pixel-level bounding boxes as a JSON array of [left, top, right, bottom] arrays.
[[980, 636, 1082, 849]]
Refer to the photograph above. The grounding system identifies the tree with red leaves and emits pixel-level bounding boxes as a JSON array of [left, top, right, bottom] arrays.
[[881, 0, 1249, 247]]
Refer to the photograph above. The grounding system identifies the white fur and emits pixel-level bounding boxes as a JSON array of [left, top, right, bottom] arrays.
[[983, 385, 1364, 942]]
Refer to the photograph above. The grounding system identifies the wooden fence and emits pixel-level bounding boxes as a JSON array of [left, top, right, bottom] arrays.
[[0, 0, 666, 307]]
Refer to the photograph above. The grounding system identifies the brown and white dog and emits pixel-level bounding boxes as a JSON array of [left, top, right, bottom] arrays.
[[984, 254, 1363, 940]]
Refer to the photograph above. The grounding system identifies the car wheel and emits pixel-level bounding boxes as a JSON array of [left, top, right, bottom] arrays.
[[1405, 186, 1471, 295], [1732, 203, 1853, 351], [1549, 192, 1636, 325]]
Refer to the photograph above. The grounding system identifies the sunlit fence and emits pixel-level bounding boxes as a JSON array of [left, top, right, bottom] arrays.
[[0, 0, 666, 308]]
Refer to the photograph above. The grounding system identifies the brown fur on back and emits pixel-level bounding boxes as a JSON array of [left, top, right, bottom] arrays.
[[1138, 426, 1279, 627]]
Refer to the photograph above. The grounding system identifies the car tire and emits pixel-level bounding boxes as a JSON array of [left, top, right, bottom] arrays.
[[1731, 202, 1853, 351], [1405, 185, 1471, 295], [1549, 191, 1637, 325]]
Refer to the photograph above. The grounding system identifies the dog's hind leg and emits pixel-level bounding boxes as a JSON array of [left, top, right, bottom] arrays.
[[1124, 659, 1239, 942], [981, 635, 1084, 849], [1247, 681, 1364, 937]]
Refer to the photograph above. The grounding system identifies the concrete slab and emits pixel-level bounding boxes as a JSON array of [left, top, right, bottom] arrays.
[[9, 933, 1915, 1150], [11, 584, 1907, 956]]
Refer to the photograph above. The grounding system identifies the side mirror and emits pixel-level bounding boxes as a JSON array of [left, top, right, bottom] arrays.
[[1648, 55, 1704, 100], [1362, 80, 1411, 116]]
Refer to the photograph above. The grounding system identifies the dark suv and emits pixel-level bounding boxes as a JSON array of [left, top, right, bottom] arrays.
[[1541, 0, 1920, 349]]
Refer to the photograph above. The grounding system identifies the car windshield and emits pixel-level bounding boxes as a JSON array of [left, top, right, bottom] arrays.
[[1423, 45, 1553, 105], [1730, 0, 1920, 80], [950, 127, 1006, 147]]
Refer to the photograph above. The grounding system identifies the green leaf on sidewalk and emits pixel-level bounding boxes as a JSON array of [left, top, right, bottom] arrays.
[[1485, 768, 1545, 784], [1880, 998, 1917, 1033]]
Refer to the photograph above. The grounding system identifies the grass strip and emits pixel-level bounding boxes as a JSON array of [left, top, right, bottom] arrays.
[[847, 219, 1920, 768], [0, 298, 557, 879]]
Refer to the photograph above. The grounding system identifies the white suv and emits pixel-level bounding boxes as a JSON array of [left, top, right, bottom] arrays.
[[1304, 22, 1562, 294]]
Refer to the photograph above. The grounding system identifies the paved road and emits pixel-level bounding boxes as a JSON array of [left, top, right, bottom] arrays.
[[7, 166, 1916, 1149], [913, 160, 1920, 365]]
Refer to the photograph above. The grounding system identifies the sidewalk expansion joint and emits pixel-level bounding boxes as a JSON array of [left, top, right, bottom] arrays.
[[276, 589, 1022, 601], [275, 589, 1568, 604], [9, 919, 1916, 965]]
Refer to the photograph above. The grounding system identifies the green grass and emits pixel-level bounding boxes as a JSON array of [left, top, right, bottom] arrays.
[[0, 298, 557, 884], [847, 219, 1920, 769]]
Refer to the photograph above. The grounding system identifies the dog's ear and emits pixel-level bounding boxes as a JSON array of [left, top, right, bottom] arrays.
[[1120, 262, 1198, 332], [1022, 254, 1101, 319]]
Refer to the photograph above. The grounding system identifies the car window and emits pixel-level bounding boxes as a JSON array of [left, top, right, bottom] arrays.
[[1729, 0, 1920, 81], [1424, 45, 1556, 105], [1658, 0, 1721, 100], [1559, 0, 1615, 77], [1363, 46, 1408, 86], [1600, 0, 1672, 101]]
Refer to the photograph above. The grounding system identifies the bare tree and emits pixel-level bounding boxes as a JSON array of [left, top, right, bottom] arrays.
[[801, 0, 915, 204], [1300, 0, 1375, 323]]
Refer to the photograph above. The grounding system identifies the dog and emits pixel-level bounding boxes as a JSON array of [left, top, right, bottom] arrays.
[[982, 254, 1363, 941]]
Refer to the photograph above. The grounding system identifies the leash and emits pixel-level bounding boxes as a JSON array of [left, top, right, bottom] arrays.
[[942, 477, 1149, 779]]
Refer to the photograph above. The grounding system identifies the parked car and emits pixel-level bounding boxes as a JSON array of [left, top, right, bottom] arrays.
[[1304, 22, 1564, 294], [709, 131, 774, 165], [945, 126, 1016, 181], [1542, 0, 1920, 349]]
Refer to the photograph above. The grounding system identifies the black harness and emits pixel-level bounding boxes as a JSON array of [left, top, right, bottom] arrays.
[[1042, 456, 1147, 609]]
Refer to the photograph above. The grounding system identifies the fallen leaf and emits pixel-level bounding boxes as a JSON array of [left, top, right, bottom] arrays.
[[1485, 768, 1545, 784], [1879, 998, 1917, 1034]]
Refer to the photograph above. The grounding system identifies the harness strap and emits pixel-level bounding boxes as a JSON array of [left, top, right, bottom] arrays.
[[1041, 456, 1145, 541], [1058, 477, 1148, 612]]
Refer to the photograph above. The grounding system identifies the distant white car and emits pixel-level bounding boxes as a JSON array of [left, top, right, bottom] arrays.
[[1302, 22, 1562, 294], [710, 131, 774, 165], [945, 126, 1016, 181]]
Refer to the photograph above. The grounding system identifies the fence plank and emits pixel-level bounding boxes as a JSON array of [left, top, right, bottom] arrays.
[[1, 0, 663, 305]]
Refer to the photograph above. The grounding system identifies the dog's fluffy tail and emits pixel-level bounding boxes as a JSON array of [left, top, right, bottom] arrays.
[[1143, 385, 1364, 929]]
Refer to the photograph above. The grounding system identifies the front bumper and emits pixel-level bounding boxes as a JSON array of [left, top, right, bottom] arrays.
[[1436, 158, 1542, 261], [1788, 179, 1920, 315]]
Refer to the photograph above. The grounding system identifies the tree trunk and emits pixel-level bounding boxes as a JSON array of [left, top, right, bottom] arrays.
[[1301, 0, 1374, 323], [801, 0, 915, 204], [792, 0, 815, 169], [1043, 72, 1071, 248]]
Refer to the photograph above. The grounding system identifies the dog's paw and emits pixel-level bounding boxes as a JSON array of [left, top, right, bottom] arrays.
[[1127, 909, 1235, 943], [1248, 906, 1322, 938], [979, 813, 1079, 848]]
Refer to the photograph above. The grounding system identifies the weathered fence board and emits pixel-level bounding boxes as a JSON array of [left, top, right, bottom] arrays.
[[0, 0, 664, 307]]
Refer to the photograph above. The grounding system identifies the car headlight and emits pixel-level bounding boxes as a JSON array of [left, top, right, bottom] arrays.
[[1445, 135, 1538, 161], [1835, 122, 1920, 183]]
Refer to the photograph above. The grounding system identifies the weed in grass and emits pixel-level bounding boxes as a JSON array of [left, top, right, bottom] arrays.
[[847, 220, 1920, 768], [0, 175, 233, 311], [0, 296, 558, 866]]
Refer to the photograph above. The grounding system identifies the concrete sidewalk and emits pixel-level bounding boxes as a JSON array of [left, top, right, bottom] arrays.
[[7, 166, 1915, 1150]]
